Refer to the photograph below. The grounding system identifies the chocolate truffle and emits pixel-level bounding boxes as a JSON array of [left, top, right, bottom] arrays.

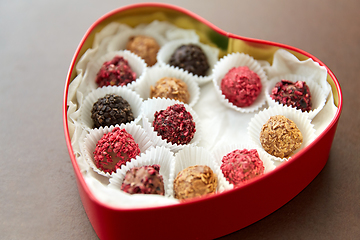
[[121, 165, 165, 195], [271, 79, 312, 112], [96, 56, 136, 87], [220, 149, 264, 187], [93, 127, 140, 174], [169, 44, 209, 76], [174, 165, 217, 200], [91, 94, 134, 128], [220, 66, 262, 107], [150, 77, 190, 104], [126, 35, 160, 67], [260, 115, 303, 158], [152, 104, 196, 145]]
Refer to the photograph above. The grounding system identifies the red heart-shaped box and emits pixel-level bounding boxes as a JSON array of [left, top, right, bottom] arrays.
[[63, 3, 342, 240]]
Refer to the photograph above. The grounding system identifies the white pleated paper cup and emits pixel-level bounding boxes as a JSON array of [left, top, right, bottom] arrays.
[[247, 105, 316, 162], [157, 39, 219, 85], [212, 52, 268, 113], [80, 123, 154, 178], [106, 28, 167, 67], [174, 145, 222, 193], [141, 98, 202, 152], [109, 146, 176, 198], [78, 85, 143, 130], [135, 65, 200, 107], [265, 74, 326, 120], [83, 50, 147, 91], [212, 143, 276, 190]]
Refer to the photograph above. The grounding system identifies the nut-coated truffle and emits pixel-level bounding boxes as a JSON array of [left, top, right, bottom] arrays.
[[260, 115, 303, 158], [91, 94, 134, 128], [150, 77, 190, 104], [93, 127, 140, 173], [174, 165, 217, 200], [220, 66, 262, 107], [220, 149, 264, 187], [126, 35, 160, 67], [169, 44, 209, 76], [95, 56, 136, 87], [121, 165, 165, 195], [271, 79, 312, 112]]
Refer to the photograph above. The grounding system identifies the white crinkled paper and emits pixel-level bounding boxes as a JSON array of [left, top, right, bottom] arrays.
[[66, 20, 338, 208]]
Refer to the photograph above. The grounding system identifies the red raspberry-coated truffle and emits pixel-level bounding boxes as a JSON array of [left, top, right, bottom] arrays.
[[95, 56, 136, 87], [220, 66, 262, 107], [271, 79, 312, 112], [93, 127, 140, 174], [220, 149, 264, 187], [121, 165, 165, 195], [152, 104, 196, 145]]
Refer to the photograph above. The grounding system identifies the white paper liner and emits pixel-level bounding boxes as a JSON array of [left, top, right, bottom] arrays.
[[157, 39, 219, 85], [174, 145, 222, 194], [265, 74, 326, 120], [142, 98, 202, 152], [212, 52, 268, 113], [78, 85, 143, 130], [80, 123, 154, 178], [135, 65, 200, 107], [109, 146, 177, 199], [212, 143, 276, 190], [247, 105, 316, 162], [80, 50, 147, 97]]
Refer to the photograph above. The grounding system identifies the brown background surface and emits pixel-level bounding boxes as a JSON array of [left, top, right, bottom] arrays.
[[1, 0, 359, 239]]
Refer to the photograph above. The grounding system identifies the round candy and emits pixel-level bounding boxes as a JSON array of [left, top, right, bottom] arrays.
[[220, 66, 262, 107], [121, 165, 165, 195], [95, 56, 136, 87], [152, 104, 196, 145], [174, 165, 217, 200], [169, 44, 209, 77], [91, 94, 134, 128], [150, 77, 190, 104], [93, 127, 140, 173], [271, 79, 312, 112], [220, 149, 264, 187], [260, 115, 303, 158], [126, 35, 160, 67]]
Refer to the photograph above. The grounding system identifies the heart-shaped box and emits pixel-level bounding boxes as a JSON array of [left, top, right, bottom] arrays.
[[63, 3, 342, 240]]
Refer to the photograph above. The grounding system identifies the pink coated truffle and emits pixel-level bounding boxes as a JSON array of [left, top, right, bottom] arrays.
[[93, 127, 140, 174], [220, 66, 262, 107], [95, 56, 137, 87], [220, 149, 264, 187]]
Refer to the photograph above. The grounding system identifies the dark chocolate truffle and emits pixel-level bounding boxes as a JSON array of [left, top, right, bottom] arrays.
[[271, 79, 312, 112], [174, 165, 217, 200], [150, 77, 190, 104], [126, 35, 160, 67], [169, 44, 209, 77], [220, 66, 262, 107], [95, 56, 136, 87], [260, 115, 303, 158], [93, 127, 141, 174], [121, 165, 165, 195], [221, 149, 264, 187], [91, 94, 134, 128], [152, 104, 196, 145]]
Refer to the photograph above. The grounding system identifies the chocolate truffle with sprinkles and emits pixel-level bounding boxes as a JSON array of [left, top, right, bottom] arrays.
[[271, 79, 312, 112], [96, 56, 136, 87], [221, 149, 264, 187], [169, 44, 209, 77], [93, 127, 140, 174], [121, 165, 165, 195], [126, 35, 160, 67], [152, 104, 196, 145], [91, 94, 134, 128]]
